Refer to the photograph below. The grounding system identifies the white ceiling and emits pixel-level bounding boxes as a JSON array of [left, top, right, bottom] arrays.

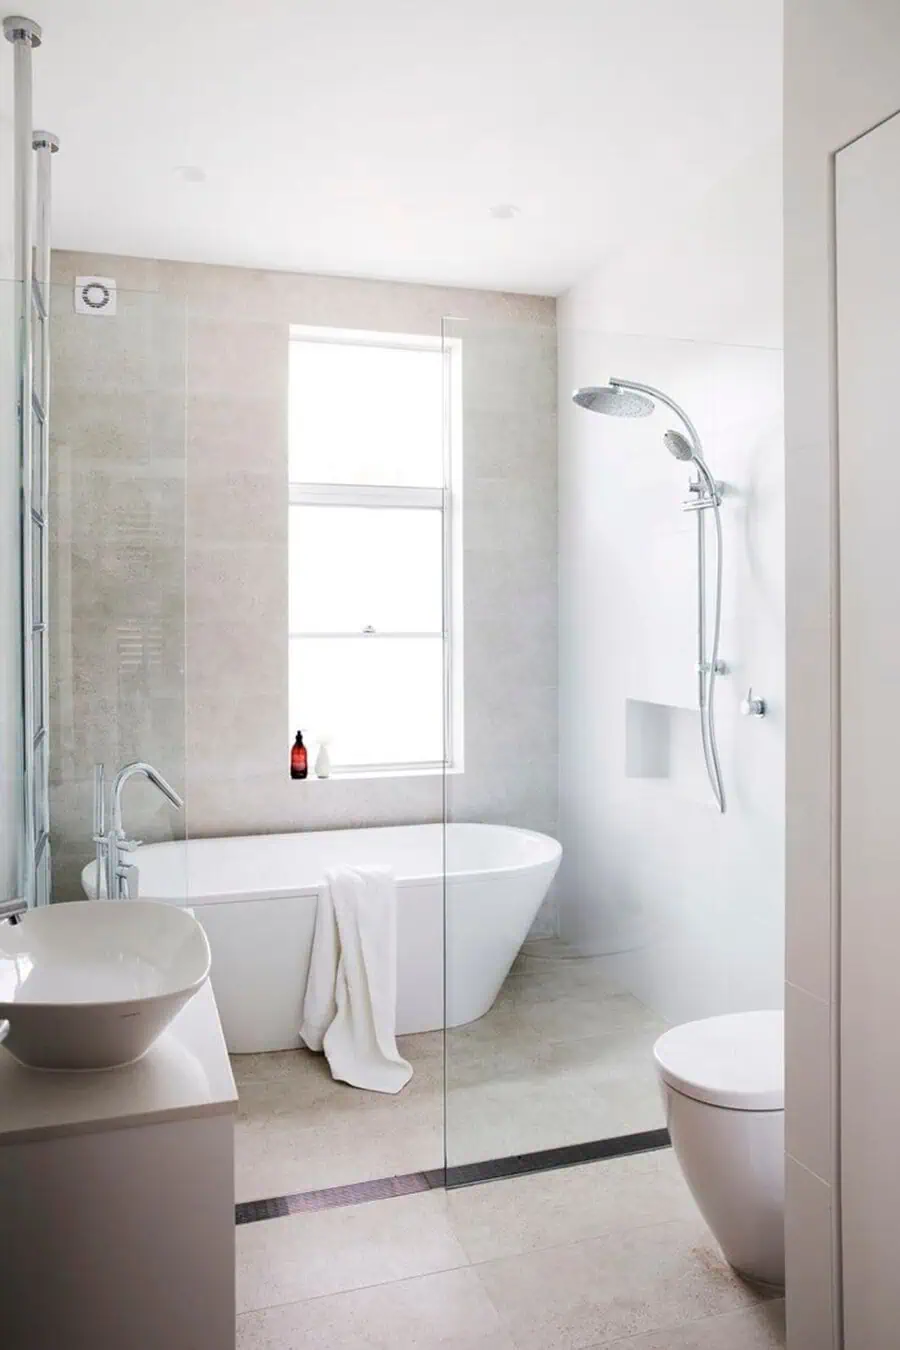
[[27, 0, 782, 295]]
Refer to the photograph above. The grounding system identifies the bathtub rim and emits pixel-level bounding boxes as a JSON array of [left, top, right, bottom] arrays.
[[81, 822, 562, 907]]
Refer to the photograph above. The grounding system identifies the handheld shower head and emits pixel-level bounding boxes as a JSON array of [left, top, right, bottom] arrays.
[[572, 384, 654, 418], [664, 428, 719, 500], [663, 429, 695, 462]]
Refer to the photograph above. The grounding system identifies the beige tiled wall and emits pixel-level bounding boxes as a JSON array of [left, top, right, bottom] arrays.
[[49, 274, 188, 901], [49, 252, 557, 913]]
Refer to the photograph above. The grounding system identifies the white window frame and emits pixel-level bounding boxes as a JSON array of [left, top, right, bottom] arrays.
[[288, 324, 464, 778]]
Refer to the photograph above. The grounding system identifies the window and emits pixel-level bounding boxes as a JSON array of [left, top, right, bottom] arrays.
[[288, 326, 462, 775]]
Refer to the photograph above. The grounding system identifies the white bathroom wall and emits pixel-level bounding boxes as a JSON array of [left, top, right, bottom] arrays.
[[556, 143, 784, 1027], [0, 38, 24, 905], [837, 110, 900, 1349], [784, 3, 900, 1346]]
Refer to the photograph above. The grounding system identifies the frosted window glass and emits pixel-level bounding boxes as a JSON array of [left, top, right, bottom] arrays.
[[289, 340, 444, 486], [290, 636, 444, 766], [290, 505, 442, 634]]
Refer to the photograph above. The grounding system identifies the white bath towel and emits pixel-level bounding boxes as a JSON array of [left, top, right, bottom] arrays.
[[299, 865, 413, 1094]]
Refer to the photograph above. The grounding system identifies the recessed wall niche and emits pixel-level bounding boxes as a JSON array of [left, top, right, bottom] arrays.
[[625, 698, 708, 801]]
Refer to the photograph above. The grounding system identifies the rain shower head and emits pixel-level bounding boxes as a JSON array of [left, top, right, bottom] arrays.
[[571, 384, 654, 418], [663, 430, 695, 462], [573, 377, 704, 471]]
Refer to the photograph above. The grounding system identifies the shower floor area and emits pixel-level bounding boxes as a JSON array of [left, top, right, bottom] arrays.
[[232, 945, 667, 1204]]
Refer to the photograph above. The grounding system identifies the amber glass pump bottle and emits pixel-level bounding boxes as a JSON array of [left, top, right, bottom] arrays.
[[290, 730, 308, 779]]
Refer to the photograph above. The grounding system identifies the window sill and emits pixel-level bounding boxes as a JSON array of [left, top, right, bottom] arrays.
[[293, 766, 464, 783]]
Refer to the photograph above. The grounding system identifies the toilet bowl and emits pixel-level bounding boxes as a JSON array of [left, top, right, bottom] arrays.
[[653, 1010, 784, 1290]]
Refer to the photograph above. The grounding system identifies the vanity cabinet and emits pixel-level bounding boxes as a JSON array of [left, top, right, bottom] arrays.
[[0, 983, 237, 1350]]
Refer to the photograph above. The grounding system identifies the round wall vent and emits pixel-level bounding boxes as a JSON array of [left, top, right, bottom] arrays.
[[74, 275, 117, 317]]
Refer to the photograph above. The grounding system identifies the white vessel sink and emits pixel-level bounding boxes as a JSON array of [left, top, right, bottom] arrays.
[[0, 901, 211, 1070]]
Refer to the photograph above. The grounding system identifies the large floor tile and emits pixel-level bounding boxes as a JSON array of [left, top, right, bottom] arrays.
[[597, 1301, 785, 1348], [236, 1190, 469, 1312], [232, 1117, 442, 1204], [235, 1106, 444, 1201], [508, 951, 625, 997], [235, 1053, 443, 1129], [573, 1075, 667, 1141], [475, 1218, 767, 1350], [236, 1267, 516, 1349], [536, 1028, 661, 1082], [445, 1062, 663, 1167], [520, 992, 664, 1045], [233, 957, 668, 1199], [446, 1003, 547, 1056], [232, 1035, 444, 1201], [444, 1025, 555, 1090], [232, 1033, 444, 1121], [446, 1152, 697, 1263], [446, 1078, 597, 1165]]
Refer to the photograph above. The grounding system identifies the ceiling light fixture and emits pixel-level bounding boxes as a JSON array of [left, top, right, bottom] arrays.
[[489, 203, 520, 220], [174, 165, 207, 184]]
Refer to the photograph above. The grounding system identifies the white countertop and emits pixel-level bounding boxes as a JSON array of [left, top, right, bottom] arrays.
[[0, 982, 237, 1145]]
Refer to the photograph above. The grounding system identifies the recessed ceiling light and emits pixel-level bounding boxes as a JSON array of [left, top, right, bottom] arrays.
[[174, 165, 207, 184], [489, 203, 520, 220]]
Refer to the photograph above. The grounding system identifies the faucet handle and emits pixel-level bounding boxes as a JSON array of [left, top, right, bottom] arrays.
[[119, 837, 142, 852], [740, 687, 767, 718], [117, 861, 140, 901]]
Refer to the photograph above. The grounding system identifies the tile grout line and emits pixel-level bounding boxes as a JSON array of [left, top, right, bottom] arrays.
[[237, 1213, 692, 1322], [236, 1255, 473, 1323]]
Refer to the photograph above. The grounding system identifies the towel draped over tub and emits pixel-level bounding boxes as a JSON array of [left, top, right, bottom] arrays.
[[299, 865, 413, 1094]]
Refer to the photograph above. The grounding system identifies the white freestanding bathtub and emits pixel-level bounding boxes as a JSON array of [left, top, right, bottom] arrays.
[[82, 822, 561, 1054]]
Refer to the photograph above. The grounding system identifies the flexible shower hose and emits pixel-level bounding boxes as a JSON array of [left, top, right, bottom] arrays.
[[700, 493, 726, 813]]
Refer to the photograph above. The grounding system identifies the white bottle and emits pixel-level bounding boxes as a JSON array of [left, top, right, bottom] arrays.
[[314, 737, 332, 779]]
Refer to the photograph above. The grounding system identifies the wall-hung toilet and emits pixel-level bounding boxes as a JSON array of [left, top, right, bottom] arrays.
[[653, 1010, 784, 1289]]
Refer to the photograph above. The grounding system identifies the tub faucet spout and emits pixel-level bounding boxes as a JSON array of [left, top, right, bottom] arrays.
[[112, 761, 184, 836], [96, 762, 184, 900]]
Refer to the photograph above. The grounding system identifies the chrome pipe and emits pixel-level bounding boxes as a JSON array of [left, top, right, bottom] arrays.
[[33, 130, 57, 901], [695, 482, 727, 814], [92, 764, 105, 837], [609, 376, 704, 452], [696, 477, 707, 714], [31, 132, 57, 296], [3, 19, 40, 284], [92, 764, 106, 899], [112, 762, 184, 837], [4, 15, 42, 907], [704, 497, 727, 812], [105, 825, 119, 905]]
